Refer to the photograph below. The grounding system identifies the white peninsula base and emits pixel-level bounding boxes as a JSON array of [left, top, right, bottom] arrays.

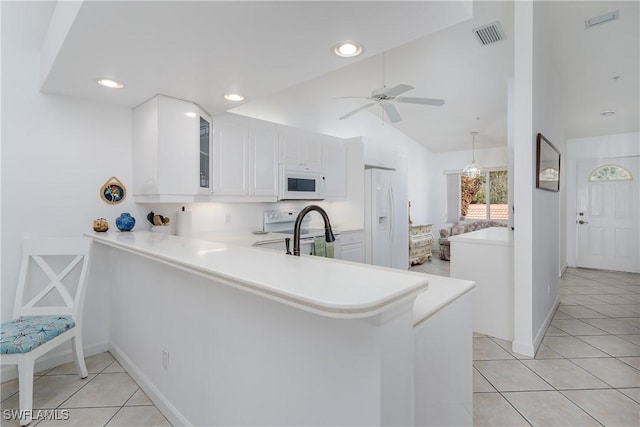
[[89, 232, 474, 426], [449, 227, 514, 341]]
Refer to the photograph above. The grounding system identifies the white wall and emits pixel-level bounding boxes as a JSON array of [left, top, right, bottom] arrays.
[[512, 1, 564, 357], [565, 132, 640, 267], [1, 1, 147, 377], [406, 141, 433, 226], [531, 0, 564, 343]]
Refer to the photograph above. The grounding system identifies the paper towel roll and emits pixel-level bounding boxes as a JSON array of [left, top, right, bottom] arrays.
[[175, 208, 192, 236]]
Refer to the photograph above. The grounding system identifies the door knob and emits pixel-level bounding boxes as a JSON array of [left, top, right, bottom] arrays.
[[578, 212, 584, 216], [578, 220, 589, 225]]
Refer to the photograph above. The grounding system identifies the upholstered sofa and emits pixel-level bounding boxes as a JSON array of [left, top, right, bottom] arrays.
[[439, 220, 508, 260]]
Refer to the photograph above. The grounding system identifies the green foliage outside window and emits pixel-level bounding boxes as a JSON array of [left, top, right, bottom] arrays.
[[471, 171, 508, 204]]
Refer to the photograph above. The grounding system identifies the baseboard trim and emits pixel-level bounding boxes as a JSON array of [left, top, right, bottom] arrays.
[[108, 343, 191, 427], [1, 341, 109, 382], [534, 296, 560, 354], [560, 264, 568, 277], [511, 339, 535, 358]]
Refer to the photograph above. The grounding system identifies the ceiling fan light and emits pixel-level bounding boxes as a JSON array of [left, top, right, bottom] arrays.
[[333, 41, 363, 58]]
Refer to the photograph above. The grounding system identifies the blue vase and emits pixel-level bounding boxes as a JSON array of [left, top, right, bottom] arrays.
[[116, 212, 135, 231]]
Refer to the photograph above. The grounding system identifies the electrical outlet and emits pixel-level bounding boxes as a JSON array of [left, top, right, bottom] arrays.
[[162, 350, 170, 370], [225, 214, 231, 224], [547, 285, 551, 297]]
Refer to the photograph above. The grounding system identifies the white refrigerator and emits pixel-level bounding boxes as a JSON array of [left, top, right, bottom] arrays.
[[364, 162, 408, 269]]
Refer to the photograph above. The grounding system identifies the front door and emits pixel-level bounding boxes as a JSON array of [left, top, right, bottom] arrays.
[[576, 156, 639, 273]]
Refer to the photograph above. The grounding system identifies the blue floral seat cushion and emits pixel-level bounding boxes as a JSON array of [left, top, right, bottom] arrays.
[[0, 315, 75, 354]]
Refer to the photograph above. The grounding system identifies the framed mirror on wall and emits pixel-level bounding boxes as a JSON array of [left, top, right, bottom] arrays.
[[536, 133, 561, 192]]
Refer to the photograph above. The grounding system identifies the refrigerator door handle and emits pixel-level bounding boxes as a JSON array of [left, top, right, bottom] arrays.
[[389, 185, 395, 243]]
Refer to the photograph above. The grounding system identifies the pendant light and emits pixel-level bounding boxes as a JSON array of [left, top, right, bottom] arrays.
[[462, 131, 483, 178]]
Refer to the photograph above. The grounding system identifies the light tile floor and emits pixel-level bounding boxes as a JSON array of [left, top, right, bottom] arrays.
[[2, 259, 637, 426], [412, 255, 640, 427], [1, 352, 171, 427]]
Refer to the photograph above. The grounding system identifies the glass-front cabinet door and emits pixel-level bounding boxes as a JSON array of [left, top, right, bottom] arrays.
[[199, 115, 211, 192]]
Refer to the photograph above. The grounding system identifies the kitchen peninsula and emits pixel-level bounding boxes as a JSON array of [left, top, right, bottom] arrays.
[[89, 231, 474, 426]]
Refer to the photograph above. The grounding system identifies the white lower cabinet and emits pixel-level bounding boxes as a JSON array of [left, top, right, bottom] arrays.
[[337, 230, 364, 263], [212, 115, 278, 200]]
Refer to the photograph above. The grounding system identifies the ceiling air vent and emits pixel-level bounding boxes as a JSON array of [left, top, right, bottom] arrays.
[[585, 10, 619, 29], [473, 21, 506, 46]]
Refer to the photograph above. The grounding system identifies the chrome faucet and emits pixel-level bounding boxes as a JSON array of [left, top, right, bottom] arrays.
[[292, 205, 335, 256]]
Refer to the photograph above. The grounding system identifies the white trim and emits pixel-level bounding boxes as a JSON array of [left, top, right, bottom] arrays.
[[512, 295, 559, 359], [109, 343, 191, 427], [534, 296, 560, 355]]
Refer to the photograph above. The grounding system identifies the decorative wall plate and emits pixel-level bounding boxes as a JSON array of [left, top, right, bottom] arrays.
[[100, 176, 126, 204]]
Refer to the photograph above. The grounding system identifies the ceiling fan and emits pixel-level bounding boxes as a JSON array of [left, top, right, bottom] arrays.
[[337, 54, 445, 123]]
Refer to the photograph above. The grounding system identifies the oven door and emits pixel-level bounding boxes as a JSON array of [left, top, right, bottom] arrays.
[[278, 166, 325, 200]]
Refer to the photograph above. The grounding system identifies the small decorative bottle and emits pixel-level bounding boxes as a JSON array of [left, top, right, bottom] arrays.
[[116, 212, 136, 231]]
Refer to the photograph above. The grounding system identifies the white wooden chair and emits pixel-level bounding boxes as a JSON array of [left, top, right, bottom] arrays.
[[0, 237, 92, 426]]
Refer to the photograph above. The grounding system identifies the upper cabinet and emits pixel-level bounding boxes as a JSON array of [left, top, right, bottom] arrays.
[[132, 95, 212, 202], [212, 115, 278, 201], [279, 128, 323, 169], [322, 136, 347, 199], [133, 101, 346, 203], [363, 143, 397, 170]]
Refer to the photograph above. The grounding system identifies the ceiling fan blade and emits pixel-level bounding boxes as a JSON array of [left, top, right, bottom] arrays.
[[334, 96, 374, 100], [339, 102, 377, 120], [383, 84, 414, 98], [395, 96, 445, 106], [382, 103, 402, 123]]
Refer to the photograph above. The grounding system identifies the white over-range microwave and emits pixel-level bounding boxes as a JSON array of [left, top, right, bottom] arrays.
[[278, 165, 325, 200]]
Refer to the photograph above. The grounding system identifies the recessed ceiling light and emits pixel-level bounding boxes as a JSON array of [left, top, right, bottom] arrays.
[[601, 110, 615, 116], [224, 93, 245, 102], [333, 41, 363, 58], [97, 79, 124, 89]]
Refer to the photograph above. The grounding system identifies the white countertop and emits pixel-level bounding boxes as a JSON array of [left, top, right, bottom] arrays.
[[88, 231, 427, 319], [448, 227, 514, 246], [413, 275, 475, 327]]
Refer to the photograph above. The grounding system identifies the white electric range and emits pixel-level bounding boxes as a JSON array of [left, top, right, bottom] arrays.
[[257, 209, 341, 256]]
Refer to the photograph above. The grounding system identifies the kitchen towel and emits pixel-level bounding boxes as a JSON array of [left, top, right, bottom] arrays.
[[314, 238, 326, 257], [326, 241, 334, 258]]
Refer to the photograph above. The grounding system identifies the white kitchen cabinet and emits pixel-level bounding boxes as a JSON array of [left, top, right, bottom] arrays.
[[132, 95, 212, 202], [250, 124, 279, 196], [337, 230, 364, 263], [363, 143, 397, 170], [322, 136, 347, 199], [279, 128, 323, 169], [213, 119, 249, 196], [212, 114, 278, 200]]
